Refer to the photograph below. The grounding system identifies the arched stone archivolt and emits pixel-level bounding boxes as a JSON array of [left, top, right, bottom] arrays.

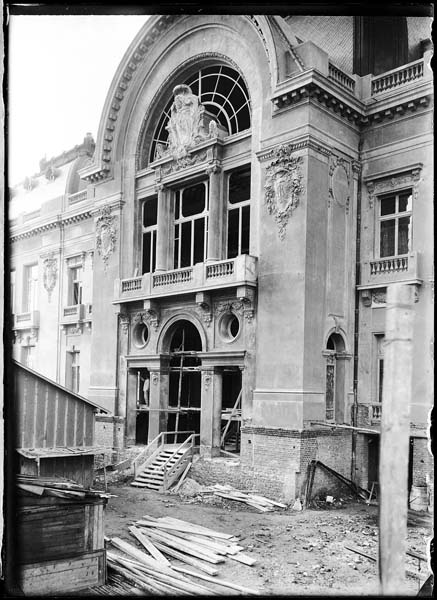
[[82, 15, 274, 182], [136, 52, 252, 171], [157, 312, 208, 355]]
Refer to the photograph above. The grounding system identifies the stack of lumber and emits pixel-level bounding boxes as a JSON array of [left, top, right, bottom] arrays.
[[211, 484, 288, 512], [105, 515, 261, 595], [17, 474, 114, 499]]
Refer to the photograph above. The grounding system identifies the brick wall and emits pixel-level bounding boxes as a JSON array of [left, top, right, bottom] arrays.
[[411, 437, 433, 487], [95, 415, 125, 449]]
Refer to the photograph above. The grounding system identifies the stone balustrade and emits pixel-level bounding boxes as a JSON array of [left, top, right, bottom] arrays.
[[114, 254, 257, 303], [328, 62, 356, 92], [68, 190, 88, 205], [371, 59, 424, 95], [361, 252, 419, 287], [14, 310, 40, 330]]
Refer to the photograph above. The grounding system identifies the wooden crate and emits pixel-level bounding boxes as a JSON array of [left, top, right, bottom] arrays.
[[18, 550, 106, 595], [16, 497, 106, 563], [16, 495, 107, 594]]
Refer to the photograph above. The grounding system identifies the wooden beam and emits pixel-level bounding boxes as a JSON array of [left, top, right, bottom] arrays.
[[379, 284, 415, 595]]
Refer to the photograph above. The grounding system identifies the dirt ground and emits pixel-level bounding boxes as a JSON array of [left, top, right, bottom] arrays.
[[103, 481, 433, 596]]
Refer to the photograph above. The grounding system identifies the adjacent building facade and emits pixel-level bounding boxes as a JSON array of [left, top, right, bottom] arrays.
[[10, 14, 433, 500]]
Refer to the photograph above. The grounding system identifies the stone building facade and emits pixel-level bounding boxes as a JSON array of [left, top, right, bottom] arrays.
[[9, 15, 433, 501]]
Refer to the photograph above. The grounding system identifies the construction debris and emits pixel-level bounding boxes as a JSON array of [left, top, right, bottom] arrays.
[[17, 474, 116, 499], [105, 515, 261, 595], [173, 480, 288, 512]]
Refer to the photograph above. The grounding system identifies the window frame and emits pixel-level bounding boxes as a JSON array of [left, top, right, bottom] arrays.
[[173, 180, 209, 269], [226, 166, 251, 259], [141, 196, 158, 274], [68, 265, 83, 306], [377, 188, 412, 259], [23, 263, 38, 313]]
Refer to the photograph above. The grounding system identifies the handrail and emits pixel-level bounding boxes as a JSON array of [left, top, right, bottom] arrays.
[[133, 431, 165, 477], [162, 433, 195, 489], [132, 430, 195, 477]]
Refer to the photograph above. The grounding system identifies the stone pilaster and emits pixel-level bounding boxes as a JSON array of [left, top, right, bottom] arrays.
[[155, 184, 170, 272], [206, 164, 224, 262]]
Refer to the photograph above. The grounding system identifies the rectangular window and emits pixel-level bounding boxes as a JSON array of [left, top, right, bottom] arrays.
[[69, 266, 83, 305], [142, 197, 158, 274], [173, 182, 208, 269], [23, 264, 38, 312], [379, 191, 412, 258], [375, 334, 385, 404], [227, 167, 251, 258], [66, 350, 80, 393]]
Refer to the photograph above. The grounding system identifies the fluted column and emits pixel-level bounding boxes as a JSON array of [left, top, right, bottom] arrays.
[[155, 184, 170, 272], [206, 164, 224, 263]]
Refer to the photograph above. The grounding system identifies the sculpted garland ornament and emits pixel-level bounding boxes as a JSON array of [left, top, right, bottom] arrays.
[[96, 205, 117, 269], [264, 146, 304, 240], [42, 253, 58, 302]]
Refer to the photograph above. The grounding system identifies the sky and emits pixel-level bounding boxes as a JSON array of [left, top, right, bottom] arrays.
[[7, 15, 149, 185]]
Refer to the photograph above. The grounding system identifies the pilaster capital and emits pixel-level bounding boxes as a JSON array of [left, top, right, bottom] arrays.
[[206, 162, 222, 176]]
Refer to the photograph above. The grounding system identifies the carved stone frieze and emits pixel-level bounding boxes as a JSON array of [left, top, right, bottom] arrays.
[[42, 253, 58, 302], [366, 167, 422, 209], [161, 150, 208, 176], [133, 308, 160, 332], [264, 145, 304, 240], [96, 205, 117, 269], [215, 300, 244, 317]]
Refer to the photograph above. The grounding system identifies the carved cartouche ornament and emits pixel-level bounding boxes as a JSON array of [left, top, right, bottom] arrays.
[[264, 145, 304, 240]]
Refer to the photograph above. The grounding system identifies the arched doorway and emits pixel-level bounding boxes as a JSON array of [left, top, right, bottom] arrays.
[[166, 320, 203, 438], [324, 333, 347, 423]]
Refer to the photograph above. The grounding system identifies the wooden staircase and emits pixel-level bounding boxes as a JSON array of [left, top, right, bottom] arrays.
[[131, 432, 195, 491]]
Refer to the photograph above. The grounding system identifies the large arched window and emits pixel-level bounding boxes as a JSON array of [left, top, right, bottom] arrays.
[[150, 65, 251, 163]]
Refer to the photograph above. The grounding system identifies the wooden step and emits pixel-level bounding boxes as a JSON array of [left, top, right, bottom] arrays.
[[137, 473, 165, 481]]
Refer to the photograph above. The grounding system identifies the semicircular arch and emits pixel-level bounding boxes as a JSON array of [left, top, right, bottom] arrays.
[[157, 313, 208, 355]]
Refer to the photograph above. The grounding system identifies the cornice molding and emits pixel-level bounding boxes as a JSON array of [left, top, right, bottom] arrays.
[[273, 77, 432, 129], [10, 210, 93, 242], [257, 135, 331, 162]]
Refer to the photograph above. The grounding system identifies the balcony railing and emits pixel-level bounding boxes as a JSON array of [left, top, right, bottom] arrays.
[[68, 190, 88, 206], [205, 260, 234, 279], [328, 62, 356, 92], [371, 59, 424, 96], [121, 277, 142, 293], [370, 256, 409, 275], [369, 403, 382, 423], [153, 267, 193, 287], [14, 310, 40, 330], [361, 252, 420, 287], [61, 304, 86, 323], [115, 254, 257, 303]]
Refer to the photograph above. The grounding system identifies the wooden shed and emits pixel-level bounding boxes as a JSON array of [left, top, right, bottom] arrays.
[[13, 360, 109, 487]]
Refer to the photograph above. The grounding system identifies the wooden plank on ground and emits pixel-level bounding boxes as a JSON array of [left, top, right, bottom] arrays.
[[129, 526, 171, 566], [172, 566, 261, 595], [136, 527, 225, 564], [153, 516, 235, 540]]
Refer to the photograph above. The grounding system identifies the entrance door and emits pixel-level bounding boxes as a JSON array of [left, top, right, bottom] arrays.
[[167, 320, 202, 441], [221, 369, 242, 453]]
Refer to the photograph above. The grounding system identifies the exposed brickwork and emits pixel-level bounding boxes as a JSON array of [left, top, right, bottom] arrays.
[[411, 437, 433, 487], [95, 415, 125, 450]]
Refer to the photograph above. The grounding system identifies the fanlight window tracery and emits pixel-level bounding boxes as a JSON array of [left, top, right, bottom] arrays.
[[150, 65, 251, 163]]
